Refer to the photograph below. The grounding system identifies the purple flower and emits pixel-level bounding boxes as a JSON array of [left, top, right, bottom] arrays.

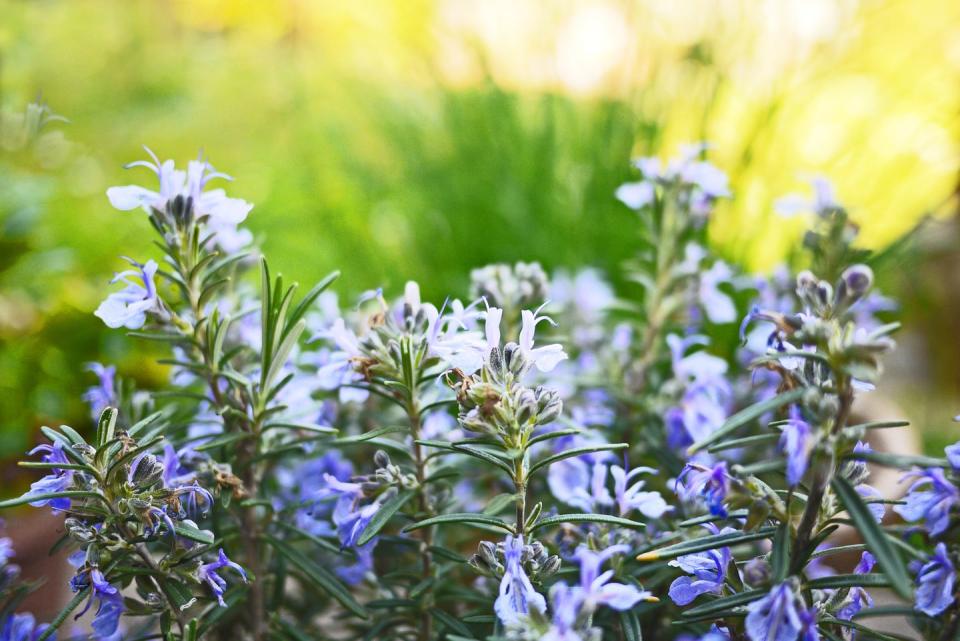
[[610, 464, 672, 519], [893, 468, 959, 536], [781, 406, 814, 487], [677, 462, 731, 517], [82, 363, 116, 422], [24, 442, 74, 510], [94, 258, 161, 329], [574, 544, 652, 611], [855, 484, 885, 524], [836, 552, 876, 628], [314, 319, 369, 404], [668, 525, 732, 606], [665, 378, 733, 448], [775, 176, 837, 218], [914, 543, 955, 616], [494, 535, 547, 626], [541, 583, 583, 641], [198, 549, 247, 607], [745, 581, 805, 641], [0, 613, 52, 641]]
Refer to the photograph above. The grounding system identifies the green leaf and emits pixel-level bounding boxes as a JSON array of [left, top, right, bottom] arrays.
[[680, 589, 765, 618], [688, 388, 805, 454], [805, 574, 891, 590], [831, 476, 912, 599], [332, 426, 408, 444], [821, 617, 909, 641], [450, 445, 514, 475], [850, 450, 948, 469], [527, 443, 628, 476], [194, 432, 253, 452], [483, 493, 518, 516], [128, 410, 167, 437], [770, 522, 790, 582], [620, 610, 643, 641], [525, 428, 581, 448], [95, 408, 118, 448], [845, 420, 910, 431], [530, 513, 646, 533], [356, 491, 415, 546], [402, 513, 514, 534], [286, 270, 340, 329], [265, 535, 368, 618], [637, 527, 776, 561], [707, 433, 779, 454], [0, 490, 107, 509], [678, 510, 749, 528], [262, 422, 338, 435], [58, 424, 88, 446], [173, 522, 215, 545], [430, 607, 475, 638]]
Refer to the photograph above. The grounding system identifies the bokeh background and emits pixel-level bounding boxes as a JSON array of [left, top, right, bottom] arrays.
[[3, 0, 960, 482]]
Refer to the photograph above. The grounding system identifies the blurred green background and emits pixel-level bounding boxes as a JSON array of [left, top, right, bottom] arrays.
[[2, 0, 960, 469]]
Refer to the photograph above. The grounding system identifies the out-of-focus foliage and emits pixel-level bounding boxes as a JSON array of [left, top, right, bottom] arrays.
[[0, 0, 958, 458]]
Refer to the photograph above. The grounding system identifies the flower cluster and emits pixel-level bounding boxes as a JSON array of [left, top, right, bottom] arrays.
[[4, 143, 958, 641]]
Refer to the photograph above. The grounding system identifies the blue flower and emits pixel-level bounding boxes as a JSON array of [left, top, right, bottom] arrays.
[[107, 149, 253, 251], [745, 581, 805, 641], [946, 441, 960, 471], [541, 582, 583, 641], [573, 544, 652, 611], [494, 535, 547, 626], [914, 542, 955, 616], [24, 442, 74, 510], [781, 406, 814, 487], [322, 474, 381, 549], [336, 539, 376, 585], [82, 363, 116, 422], [94, 258, 161, 330], [836, 552, 876, 629], [774, 176, 837, 218], [677, 462, 731, 517], [547, 458, 609, 513], [73, 568, 124, 639], [668, 525, 732, 605], [0, 613, 52, 641], [198, 549, 248, 607], [699, 262, 737, 324], [893, 468, 959, 536], [615, 181, 656, 210], [172, 483, 214, 521]]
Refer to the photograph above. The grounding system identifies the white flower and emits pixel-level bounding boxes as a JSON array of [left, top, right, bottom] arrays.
[[519, 309, 568, 372]]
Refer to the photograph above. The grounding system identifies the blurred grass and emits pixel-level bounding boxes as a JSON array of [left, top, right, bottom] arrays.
[[0, 0, 959, 459]]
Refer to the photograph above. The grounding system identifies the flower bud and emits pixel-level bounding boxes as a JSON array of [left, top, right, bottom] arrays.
[[540, 554, 562, 578], [835, 264, 873, 309], [130, 453, 164, 488], [373, 450, 392, 469], [743, 557, 771, 587]]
